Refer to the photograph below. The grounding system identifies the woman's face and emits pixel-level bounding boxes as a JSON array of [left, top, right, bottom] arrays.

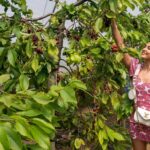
[[141, 42, 150, 60]]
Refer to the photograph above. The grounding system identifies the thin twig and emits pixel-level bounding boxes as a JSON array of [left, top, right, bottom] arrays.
[[21, 12, 53, 22], [1, 0, 89, 23], [98, 32, 112, 44], [44, 0, 58, 26], [59, 65, 72, 75], [74, 0, 89, 6], [23, 0, 89, 22], [60, 58, 74, 72]]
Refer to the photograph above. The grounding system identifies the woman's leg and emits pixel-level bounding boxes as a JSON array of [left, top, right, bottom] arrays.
[[132, 139, 147, 150]]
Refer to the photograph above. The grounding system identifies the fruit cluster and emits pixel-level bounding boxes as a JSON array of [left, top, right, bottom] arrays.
[[111, 44, 119, 52]]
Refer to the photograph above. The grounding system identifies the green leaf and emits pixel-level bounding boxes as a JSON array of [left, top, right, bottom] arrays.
[[127, 48, 140, 57], [98, 130, 107, 145], [4, 126, 23, 150], [0, 94, 15, 107], [116, 0, 123, 9], [106, 126, 125, 141], [0, 142, 5, 150], [60, 87, 77, 108], [80, 37, 91, 47], [68, 80, 87, 90], [0, 38, 7, 45], [115, 53, 123, 62], [0, 47, 4, 56], [74, 138, 85, 149], [12, 116, 32, 139], [109, 0, 117, 13], [118, 69, 127, 79], [101, 93, 109, 104], [124, 0, 135, 10], [12, 26, 21, 37], [16, 109, 41, 117], [26, 40, 33, 58], [30, 125, 50, 149], [113, 131, 125, 141], [7, 50, 17, 67], [94, 18, 103, 33], [21, 0, 27, 12], [31, 55, 39, 72], [47, 63, 51, 73], [0, 22, 7, 29], [0, 127, 10, 150], [19, 74, 29, 90], [0, 74, 10, 85], [90, 48, 100, 55], [110, 92, 120, 110], [105, 126, 115, 142], [32, 118, 55, 133], [82, 8, 92, 16], [37, 72, 46, 84], [97, 119, 105, 128], [106, 12, 116, 18], [32, 92, 52, 105]]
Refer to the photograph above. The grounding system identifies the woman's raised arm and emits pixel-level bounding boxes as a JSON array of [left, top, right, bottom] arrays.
[[111, 19, 132, 70]]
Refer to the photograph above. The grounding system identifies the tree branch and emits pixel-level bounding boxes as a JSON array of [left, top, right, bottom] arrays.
[[21, 12, 53, 22], [44, 0, 58, 26], [59, 65, 72, 75], [74, 0, 89, 7], [60, 58, 74, 72], [22, 0, 89, 22]]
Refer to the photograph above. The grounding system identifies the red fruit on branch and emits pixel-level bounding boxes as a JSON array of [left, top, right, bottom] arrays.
[[111, 44, 119, 52], [103, 16, 111, 28], [55, 37, 60, 45], [32, 35, 39, 46], [27, 29, 32, 33], [73, 35, 80, 41], [36, 28, 43, 32], [66, 30, 71, 38], [35, 48, 43, 54]]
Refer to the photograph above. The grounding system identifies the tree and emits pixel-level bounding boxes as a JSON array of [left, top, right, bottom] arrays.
[[0, 0, 149, 149]]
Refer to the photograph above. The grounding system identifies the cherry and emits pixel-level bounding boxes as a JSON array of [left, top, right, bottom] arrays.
[[103, 16, 111, 28], [73, 35, 80, 41], [35, 48, 43, 54], [111, 44, 119, 52], [32, 35, 38, 46], [27, 29, 32, 33], [55, 37, 60, 45]]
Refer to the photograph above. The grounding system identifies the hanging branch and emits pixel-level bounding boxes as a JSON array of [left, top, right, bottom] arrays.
[[56, 21, 65, 70], [21, 12, 53, 22], [59, 65, 72, 75], [74, 0, 89, 6], [98, 32, 112, 45], [0, 0, 90, 23], [60, 58, 74, 72], [44, 0, 59, 26], [22, 0, 89, 22]]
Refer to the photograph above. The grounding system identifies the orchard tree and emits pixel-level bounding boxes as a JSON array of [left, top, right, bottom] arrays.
[[0, 0, 149, 150]]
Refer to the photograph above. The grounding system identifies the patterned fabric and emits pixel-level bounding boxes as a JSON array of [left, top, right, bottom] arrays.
[[129, 57, 150, 141]]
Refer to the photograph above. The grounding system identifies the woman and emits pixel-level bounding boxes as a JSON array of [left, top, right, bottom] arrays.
[[111, 19, 150, 150]]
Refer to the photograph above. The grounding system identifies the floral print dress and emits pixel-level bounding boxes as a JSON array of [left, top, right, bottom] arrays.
[[129, 58, 150, 141]]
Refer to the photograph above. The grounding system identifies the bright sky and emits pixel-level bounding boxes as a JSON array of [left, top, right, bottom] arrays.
[[26, 0, 140, 16], [0, 0, 140, 17]]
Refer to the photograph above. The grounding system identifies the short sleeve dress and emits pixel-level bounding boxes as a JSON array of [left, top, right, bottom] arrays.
[[129, 57, 150, 141]]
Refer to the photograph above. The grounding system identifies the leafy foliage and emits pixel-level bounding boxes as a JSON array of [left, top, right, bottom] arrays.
[[0, 0, 150, 149]]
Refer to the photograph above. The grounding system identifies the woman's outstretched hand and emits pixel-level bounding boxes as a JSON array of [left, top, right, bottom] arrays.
[[111, 43, 119, 52]]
